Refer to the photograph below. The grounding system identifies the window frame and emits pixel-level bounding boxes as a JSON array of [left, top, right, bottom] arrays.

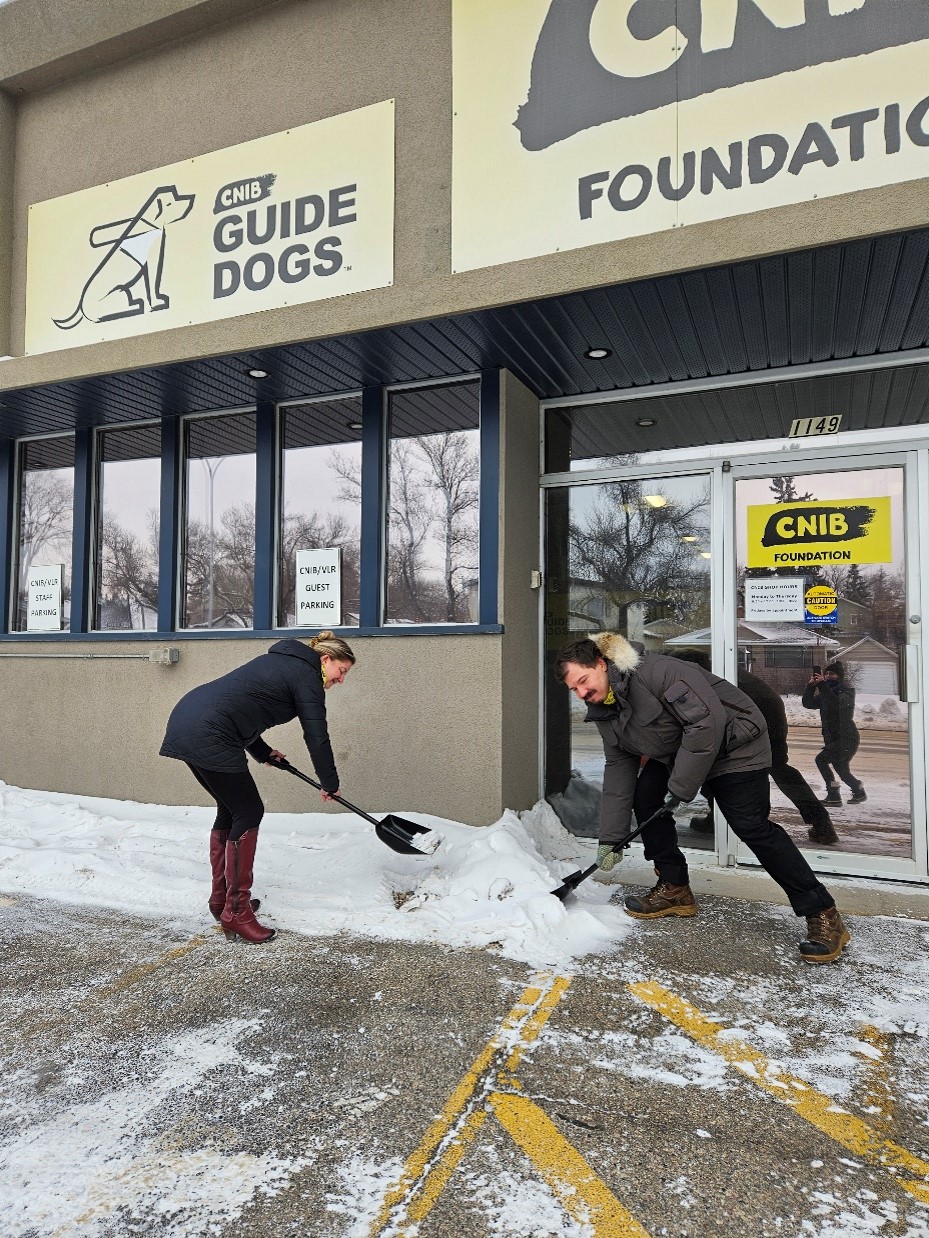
[[0, 370, 502, 641]]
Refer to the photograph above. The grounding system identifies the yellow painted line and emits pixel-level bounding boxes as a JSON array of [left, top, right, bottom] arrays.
[[16, 935, 210, 1042], [369, 973, 583, 1237], [491, 1091, 652, 1237], [858, 1024, 894, 1135], [94, 935, 209, 999], [630, 980, 929, 1205]]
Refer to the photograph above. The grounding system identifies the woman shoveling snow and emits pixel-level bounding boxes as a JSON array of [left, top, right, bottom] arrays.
[[160, 631, 356, 945]]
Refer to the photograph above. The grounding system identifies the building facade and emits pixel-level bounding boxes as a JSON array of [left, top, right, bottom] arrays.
[[1, 0, 927, 886]]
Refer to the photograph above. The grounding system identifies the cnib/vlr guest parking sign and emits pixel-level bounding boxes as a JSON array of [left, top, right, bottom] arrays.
[[295, 548, 342, 628]]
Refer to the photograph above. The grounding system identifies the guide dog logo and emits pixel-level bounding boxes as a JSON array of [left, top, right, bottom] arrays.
[[53, 184, 195, 329]]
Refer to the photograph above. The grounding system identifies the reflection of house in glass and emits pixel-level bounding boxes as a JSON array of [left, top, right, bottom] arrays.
[[664, 622, 900, 698]]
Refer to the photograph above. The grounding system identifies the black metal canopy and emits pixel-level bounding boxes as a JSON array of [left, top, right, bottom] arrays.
[[2, 224, 929, 441]]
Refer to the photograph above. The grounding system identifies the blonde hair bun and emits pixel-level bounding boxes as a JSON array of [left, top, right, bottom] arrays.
[[307, 631, 357, 664]]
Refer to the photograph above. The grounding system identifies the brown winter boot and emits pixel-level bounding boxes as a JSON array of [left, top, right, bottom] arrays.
[[220, 829, 275, 944], [624, 882, 698, 919], [208, 829, 260, 922], [799, 906, 850, 964]]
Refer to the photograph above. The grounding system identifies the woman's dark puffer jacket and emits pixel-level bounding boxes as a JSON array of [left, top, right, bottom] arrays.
[[160, 639, 338, 789]]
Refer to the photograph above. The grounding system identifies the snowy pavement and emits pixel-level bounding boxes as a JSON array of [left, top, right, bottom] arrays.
[[1, 785, 928, 1236]]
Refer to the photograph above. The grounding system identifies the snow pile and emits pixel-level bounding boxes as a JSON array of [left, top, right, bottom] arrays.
[[783, 693, 907, 731], [0, 783, 634, 968]]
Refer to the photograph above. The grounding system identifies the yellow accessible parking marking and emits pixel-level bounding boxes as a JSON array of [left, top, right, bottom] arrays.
[[369, 973, 651, 1237], [630, 980, 929, 1205]]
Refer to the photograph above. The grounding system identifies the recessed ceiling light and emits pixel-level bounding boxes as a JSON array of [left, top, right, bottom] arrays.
[[681, 536, 698, 543], [636, 417, 657, 427], [585, 347, 612, 359], [347, 421, 363, 431], [643, 495, 667, 508], [699, 551, 712, 559], [247, 368, 268, 379]]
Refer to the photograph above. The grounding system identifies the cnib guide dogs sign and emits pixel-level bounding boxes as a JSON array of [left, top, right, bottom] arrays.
[[25, 101, 394, 355], [452, 0, 929, 271]]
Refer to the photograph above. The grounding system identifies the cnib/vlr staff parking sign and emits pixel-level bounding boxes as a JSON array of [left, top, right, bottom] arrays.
[[295, 548, 342, 627]]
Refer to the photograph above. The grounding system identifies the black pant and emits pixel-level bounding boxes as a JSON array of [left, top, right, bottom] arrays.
[[187, 763, 264, 842], [635, 760, 834, 917], [708, 761, 828, 827], [815, 743, 863, 793]]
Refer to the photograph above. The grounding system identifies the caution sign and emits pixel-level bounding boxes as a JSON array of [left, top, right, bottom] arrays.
[[804, 584, 838, 625], [746, 498, 892, 569]]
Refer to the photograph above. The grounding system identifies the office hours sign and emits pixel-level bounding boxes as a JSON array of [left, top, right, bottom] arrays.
[[295, 548, 342, 626]]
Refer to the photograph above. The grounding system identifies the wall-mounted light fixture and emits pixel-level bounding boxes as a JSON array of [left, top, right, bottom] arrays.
[[584, 347, 612, 359]]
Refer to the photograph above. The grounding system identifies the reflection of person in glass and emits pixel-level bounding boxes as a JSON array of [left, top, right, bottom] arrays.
[[555, 632, 851, 964], [160, 631, 355, 944], [677, 654, 838, 847], [802, 660, 866, 806]]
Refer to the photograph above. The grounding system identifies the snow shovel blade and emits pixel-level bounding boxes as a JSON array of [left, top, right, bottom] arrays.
[[550, 802, 670, 900], [551, 865, 597, 902], [375, 814, 440, 857]]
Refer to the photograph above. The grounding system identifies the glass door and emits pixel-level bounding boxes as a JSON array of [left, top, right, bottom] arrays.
[[543, 471, 716, 847], [730, 457, 923, 878]]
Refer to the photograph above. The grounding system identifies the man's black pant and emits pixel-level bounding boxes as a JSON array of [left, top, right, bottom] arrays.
[[633, 760, 834, 917], [187, 763, 264, 842], [707, 761, 827, 827]]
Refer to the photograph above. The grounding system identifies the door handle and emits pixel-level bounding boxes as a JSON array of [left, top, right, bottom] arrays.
[[899, 644, 919, 703]]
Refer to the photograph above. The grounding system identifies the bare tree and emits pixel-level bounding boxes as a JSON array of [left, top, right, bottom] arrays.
[[416, 431, 479, 621], [568, 479, 711, 634], [17, 471, 73, 594]]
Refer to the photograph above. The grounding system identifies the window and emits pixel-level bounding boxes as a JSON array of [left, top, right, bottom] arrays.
[[763, 647, 813, 668], [181, 412, 256, 630], [278, 398, 362, 627], [385, 381, 480, 624], [94, 425, 161, 630], [13, 436, 74, 631]]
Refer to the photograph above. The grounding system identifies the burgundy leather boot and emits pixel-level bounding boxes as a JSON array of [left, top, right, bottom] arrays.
[[220, 828, 275, 943], [208, 829, 260, 922]]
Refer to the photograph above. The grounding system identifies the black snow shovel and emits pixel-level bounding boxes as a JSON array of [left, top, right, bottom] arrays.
[[551, 800, 675, 901], [272, 758, 439, 857]]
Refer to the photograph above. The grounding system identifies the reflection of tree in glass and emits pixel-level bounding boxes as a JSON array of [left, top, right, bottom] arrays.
[[184, 504, 255, 628], [98, 510, 159, 628], [17, 471, 73, 624], [334, 433, 479, 623], [568, 479, 710, 632], [278, 507, 360, 626]]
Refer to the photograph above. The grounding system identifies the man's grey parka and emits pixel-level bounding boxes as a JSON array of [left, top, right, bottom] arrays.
[[585, 632, 771, 844]]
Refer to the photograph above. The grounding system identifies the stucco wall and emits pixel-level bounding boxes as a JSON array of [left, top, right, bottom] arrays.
[[0, 0, 927, 391], [0, 89, 13, 357], [0, 633, 510, 825]]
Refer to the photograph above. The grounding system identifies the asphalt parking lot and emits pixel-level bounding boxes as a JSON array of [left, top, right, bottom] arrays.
[[2, 889, 929, 1237]]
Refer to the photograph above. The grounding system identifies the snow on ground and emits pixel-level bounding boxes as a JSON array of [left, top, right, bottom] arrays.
[[0, 781, 634, 969], [782, 694, 908, 732]]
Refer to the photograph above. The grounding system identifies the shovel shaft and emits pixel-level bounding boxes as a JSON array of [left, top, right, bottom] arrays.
[[275, 759, 381, 826], [551, 799, 673, 899]]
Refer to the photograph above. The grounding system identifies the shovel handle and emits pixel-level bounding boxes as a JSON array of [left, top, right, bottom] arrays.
[[273, 758, 381, 828], [553, 799, 674, 897]]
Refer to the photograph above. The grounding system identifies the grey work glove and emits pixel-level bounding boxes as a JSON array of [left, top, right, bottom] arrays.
[[663, 792, 684, 811], [596, 843, 624, 871]]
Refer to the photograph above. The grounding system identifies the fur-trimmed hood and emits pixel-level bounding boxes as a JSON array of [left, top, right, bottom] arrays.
[[591, 631, 641, 675]]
